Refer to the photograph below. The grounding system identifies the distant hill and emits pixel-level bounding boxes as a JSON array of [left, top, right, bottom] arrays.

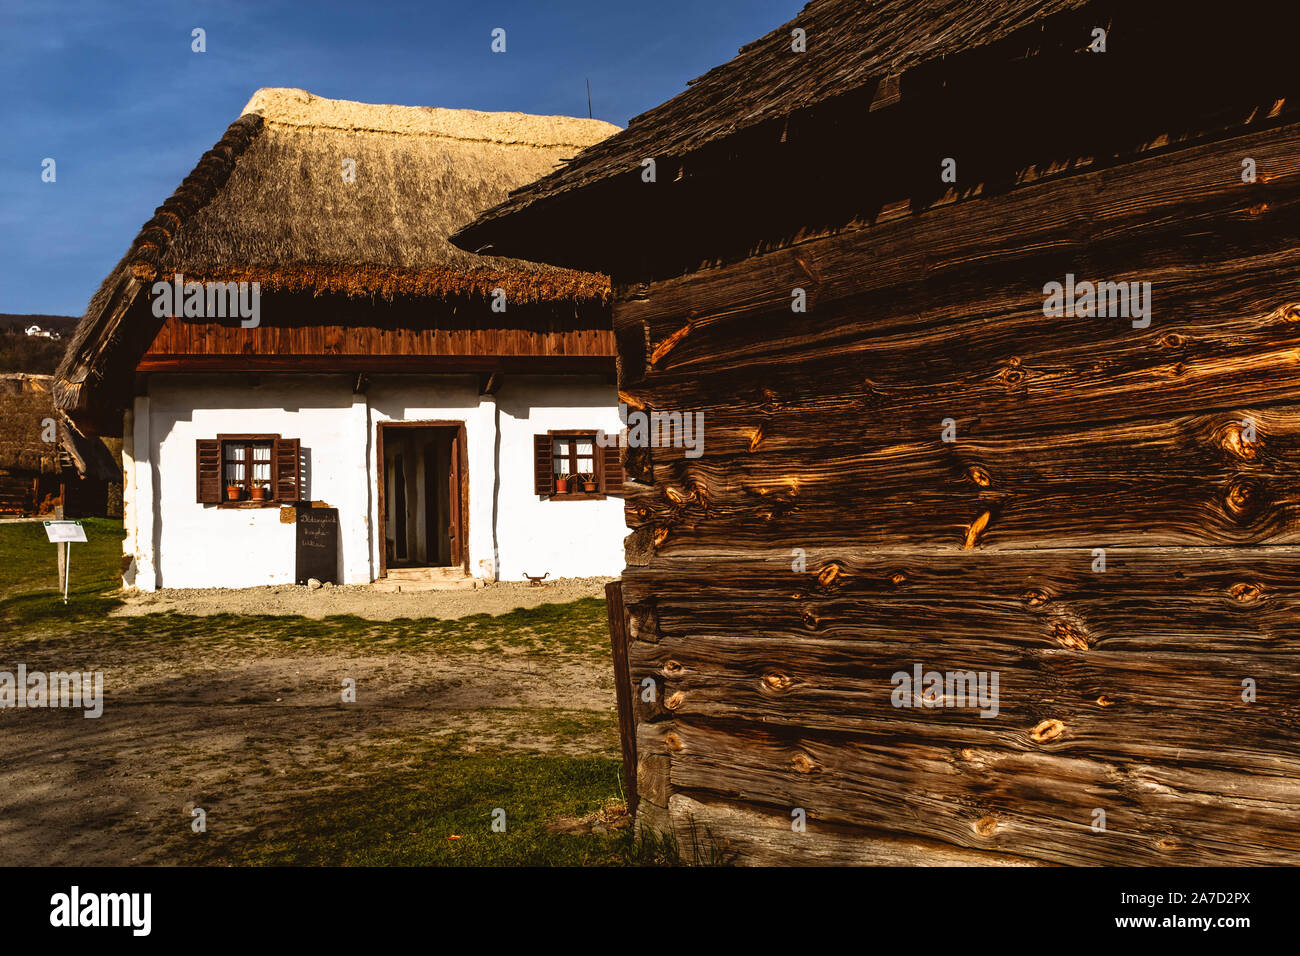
[[0, 313, 78, 334], [0, 314, 76, 374]]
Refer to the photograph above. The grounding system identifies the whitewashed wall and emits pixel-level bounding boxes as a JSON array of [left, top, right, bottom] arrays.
[[494, 375, 626, 580], [124, 372, 626, 590]]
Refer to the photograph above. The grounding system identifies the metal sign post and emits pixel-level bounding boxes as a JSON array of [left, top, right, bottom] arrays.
[[43, 521, 87, 604]]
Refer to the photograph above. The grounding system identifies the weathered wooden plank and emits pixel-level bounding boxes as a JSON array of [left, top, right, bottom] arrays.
[[620, 403, 1300, 550], [661, 717, 1300, 866], [617, 118, 1300, 340], [653, 793, 1048, 866], [620, 547, 1300, 600], [620, 547, 1300, 654], [628, 632, 1299, 770]]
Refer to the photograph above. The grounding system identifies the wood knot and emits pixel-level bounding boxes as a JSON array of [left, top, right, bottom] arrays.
[[1021, 588, 1051, 608], [1224, 478, 1263, 520], [1246, 202, 1270, 215], [662, 660, 685, 677], [973, 816, 999, 836], [748, 423, 766, 453], [1030, 718, 1066, 743], [762, 670, 796, 694], [1095, 694, 1115, 707], [816, 562, 844, 588], [665, 486, 687, 504], [1228, 582, 1263, 605], [1219, 421, 1259, 460], [664, 732, 684, 752], [653, 526, 671, 547], [790, 752, 820, 774], [999, 363, 1027, 387], [963, 510, 992, 550], [1170, 361, 1186, 376], [1281, 303, 1300, 323], [966, 465, 992, 487], [1159, 332, 1184, 348], [889, 571, 908, 587], [664, 691, 685, 711], [1050, 621, 1090, 650]]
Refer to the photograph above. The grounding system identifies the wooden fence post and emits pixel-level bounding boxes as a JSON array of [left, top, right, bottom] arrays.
[[605, 579, 638, 816]]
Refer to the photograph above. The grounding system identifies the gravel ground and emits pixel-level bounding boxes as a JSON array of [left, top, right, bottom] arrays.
[[111, 577, 615, 621]]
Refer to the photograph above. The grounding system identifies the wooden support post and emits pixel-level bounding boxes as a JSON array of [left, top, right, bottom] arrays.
[[605, 579, 638, 816]]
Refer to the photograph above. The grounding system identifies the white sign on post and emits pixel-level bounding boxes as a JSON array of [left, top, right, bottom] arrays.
[[44, 520, 86, 604], [44, 520, 87, 543]]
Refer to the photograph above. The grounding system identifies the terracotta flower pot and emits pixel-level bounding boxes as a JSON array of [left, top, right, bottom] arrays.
[[225, 485, 241, 501], [555, 478, 569, 494], [583, 481, 597, 492], [251, 485, 267, 502]]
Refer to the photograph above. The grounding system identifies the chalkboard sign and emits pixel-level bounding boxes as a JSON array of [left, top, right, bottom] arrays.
[[295, 507, 339, 585]]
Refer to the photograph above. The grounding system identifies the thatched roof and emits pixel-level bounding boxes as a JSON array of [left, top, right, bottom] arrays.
[[0, 374, 120, 480], [56, 89, 619, 414], [452, 0, 1098, 256]]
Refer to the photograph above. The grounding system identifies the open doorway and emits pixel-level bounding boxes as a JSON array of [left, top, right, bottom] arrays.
[[376, 422, 467, 577]]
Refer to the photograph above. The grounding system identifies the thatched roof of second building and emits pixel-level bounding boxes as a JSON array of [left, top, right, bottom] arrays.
[[0, 374, 120, 480]]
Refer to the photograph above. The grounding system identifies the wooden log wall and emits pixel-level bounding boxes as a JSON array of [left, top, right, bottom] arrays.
[[614, 118, 1300, 866]]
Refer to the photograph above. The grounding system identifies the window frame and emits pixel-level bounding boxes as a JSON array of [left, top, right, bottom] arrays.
[[216, 433, 280, 507], [546, 429, 606, 501]]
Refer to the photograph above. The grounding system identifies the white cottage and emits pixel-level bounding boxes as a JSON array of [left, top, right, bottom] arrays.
[[55, 89, 628, 590]]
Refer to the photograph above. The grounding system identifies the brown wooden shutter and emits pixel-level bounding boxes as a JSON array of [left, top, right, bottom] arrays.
[[601, 444, 626, 496], [533, 434, 552, 496], [273, 438, 301, 502], [196, 440, 221, 503]]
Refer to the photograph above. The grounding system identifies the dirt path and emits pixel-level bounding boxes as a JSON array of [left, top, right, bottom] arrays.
[[111, 577, 612, 620], [0, 614, 616, 865]]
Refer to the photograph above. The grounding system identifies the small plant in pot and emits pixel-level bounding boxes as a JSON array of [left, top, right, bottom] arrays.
[[251, 479, 269, 502], [581, 472, 598, 493], [554, 473, 571, 494], [225, 481, 242, 501]]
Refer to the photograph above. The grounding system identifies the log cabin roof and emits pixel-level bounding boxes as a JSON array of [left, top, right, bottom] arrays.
[[55, 89, 620, 414], [450, 0, 1102, 260], [0, 374, 120, 480]]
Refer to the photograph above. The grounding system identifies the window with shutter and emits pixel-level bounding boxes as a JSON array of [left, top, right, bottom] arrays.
[[538, 430, 609, 500], [197, 434, 301, 506]]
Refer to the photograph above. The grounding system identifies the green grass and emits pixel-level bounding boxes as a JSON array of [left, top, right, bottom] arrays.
[[0, 519, 613, 663], [180, 740, 635, 866], [0, 519, 690, 866]]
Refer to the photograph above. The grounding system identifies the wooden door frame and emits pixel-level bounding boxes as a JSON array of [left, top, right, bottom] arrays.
[[375, 421, 469, 579]]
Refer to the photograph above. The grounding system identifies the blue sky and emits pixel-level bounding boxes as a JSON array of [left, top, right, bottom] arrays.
[[0, 0, 797, 316]]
